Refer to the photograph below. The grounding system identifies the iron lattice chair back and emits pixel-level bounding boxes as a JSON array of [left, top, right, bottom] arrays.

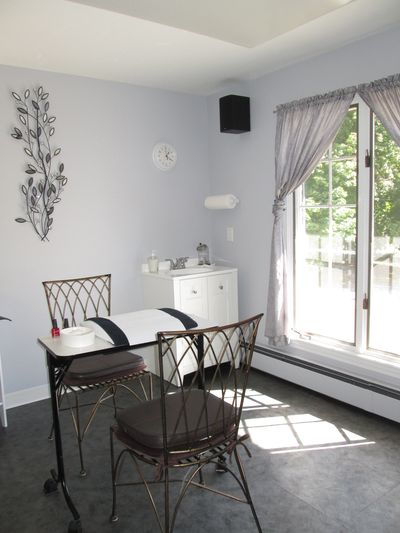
[[43, 274, 111, 326], [110, 313, 263, 533], [157, 318, 258, 456], [42, 274, 151, 476]]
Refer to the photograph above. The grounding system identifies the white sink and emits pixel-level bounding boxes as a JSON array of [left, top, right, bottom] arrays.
[[167, 266, 214, 277]]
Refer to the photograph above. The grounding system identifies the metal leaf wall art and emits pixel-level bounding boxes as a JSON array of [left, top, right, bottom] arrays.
[[11, 86, 67, 241]]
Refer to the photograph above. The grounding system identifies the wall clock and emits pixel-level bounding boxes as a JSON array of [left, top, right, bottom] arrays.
[[152, 142, 177, 171]]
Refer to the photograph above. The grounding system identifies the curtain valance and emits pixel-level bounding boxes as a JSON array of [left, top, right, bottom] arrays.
[[358, 74, 400, 147], [275, 86, 356, 113]]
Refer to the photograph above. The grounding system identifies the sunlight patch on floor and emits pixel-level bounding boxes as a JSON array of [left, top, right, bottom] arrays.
[[269, 440, 375, 454], [235, 387, 375, 453], [241, 414, 374, 452], [211, 386, 375, 452], [213, 388, 288, 409]]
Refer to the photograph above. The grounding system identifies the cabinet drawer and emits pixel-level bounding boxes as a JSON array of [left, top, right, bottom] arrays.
[[208, 274, 230, 296], [207, 274, 231, 324], [178, 278, 208, 318], [180, 278, 206, 300]]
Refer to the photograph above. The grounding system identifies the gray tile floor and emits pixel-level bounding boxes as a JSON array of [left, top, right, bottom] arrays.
[[2, 370, 400, 532]]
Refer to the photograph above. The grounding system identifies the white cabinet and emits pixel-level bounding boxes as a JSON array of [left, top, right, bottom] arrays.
[[141, 267, 238, 382], [142, 267, 238, 325]]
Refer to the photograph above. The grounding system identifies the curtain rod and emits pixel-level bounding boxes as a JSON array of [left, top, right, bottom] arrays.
[[274, 72, 400, 113]]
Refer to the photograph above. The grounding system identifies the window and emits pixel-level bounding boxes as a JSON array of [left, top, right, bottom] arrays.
[[294, 99, 400, 357]]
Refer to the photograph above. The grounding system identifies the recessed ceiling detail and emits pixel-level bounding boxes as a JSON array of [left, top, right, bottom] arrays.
[[0, 0, 399, 95], [69, 0, 354, 47]]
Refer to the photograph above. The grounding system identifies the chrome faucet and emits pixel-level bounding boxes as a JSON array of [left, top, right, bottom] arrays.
[[165, 257, 189, 270]]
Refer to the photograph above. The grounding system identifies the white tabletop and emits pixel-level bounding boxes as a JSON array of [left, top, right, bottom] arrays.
[[38, 309, 211, 358], [38, 335, 116, 358]]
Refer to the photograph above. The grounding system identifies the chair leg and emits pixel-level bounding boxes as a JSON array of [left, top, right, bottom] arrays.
[[72, 391, 87, 477], [77, 386, 117, 475], [48, 423, 55, 441], [110, 427, 119, 523], [233, 448, 262, 533], [170, 464, 203, 531], [135, 372, 153, 401], [111, 373, 153, 405], [198, 467, 205, 485], [216, 454, 228, 473], [61, 384, 124, 476], [111, 385, 118, 417], [65, 389, 86, 476], [148, 372, 153, 400], [164, 468, 170, 533]]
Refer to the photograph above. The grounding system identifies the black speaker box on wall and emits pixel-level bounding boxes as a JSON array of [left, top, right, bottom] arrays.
[[219, 94, 250, 134]]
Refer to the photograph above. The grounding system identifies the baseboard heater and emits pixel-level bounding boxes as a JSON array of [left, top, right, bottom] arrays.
[[254, 344, 400, 401]]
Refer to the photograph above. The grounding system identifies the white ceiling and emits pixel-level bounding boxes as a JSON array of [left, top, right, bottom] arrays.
[[70, 0, 354, 48], [0, 0, 399, 95]]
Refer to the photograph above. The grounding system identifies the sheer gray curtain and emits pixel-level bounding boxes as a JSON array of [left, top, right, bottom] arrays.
[[266, 87, 356, 345], [358, 74, 400, 147]]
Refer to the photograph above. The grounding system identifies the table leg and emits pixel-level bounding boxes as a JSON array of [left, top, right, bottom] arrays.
[[44, 351, 82, 533]]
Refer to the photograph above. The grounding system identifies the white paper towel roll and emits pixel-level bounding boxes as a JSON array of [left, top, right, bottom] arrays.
[[204, 194, 239, 210]]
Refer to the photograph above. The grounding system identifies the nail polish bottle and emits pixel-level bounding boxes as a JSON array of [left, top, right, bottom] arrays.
[[63, 318, 69, 329], [51, 319, 60, 337]]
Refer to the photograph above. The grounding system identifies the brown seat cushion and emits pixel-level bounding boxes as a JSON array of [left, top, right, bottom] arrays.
[[63, 351, 146, 386], [116, 389, 236, 452]]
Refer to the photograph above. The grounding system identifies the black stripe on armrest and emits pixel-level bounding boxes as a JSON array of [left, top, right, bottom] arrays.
[[159, 308, 198, 330], [86, 317, 129, 346]]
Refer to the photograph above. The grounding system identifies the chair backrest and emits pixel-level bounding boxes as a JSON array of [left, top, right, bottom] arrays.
[[156, 313, 263, 455], [42, 274, 111, 327]]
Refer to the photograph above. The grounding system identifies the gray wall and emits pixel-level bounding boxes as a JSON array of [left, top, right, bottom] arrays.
[[1, 26, 399, 399], [0, 66, 212, 394], [206, 27, 400, 340]]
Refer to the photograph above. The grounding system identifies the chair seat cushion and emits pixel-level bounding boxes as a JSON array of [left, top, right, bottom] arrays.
[[116, 389, 236, 452], [63, 351, 146, 386]]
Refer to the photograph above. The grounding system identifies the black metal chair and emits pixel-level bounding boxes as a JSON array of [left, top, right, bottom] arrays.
[[110, 313, 263, 532], [42, 273, 152, 476]]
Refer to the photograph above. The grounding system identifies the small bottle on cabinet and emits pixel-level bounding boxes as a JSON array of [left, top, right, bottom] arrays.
[[197, 243, 210, 265], [147, 250, 159, 273]]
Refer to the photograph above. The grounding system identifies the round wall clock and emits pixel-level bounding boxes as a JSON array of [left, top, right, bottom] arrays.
[[152, 142, 177, 171]]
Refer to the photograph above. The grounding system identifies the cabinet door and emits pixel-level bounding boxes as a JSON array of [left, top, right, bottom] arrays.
[[207, 274, 232, 324], [178, 278, 208, 318]]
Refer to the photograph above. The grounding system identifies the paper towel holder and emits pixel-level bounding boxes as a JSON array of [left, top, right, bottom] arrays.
[[204, 194, 239, 210]]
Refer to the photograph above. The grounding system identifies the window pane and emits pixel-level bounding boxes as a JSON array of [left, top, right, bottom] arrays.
[[369, 118, 400, 355], [332, 108, 357, 158], [304, 162, 329, 205], [332, 160, 357, 205], [332, 206, 357, 306], [295, 107, 357, 345], [306, 206, 329, 237], [296, 208, 329, 336], [296, 207, 355, 343]]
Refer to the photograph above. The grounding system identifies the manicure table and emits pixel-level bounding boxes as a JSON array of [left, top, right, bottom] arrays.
[[38, 308, 204, 533]]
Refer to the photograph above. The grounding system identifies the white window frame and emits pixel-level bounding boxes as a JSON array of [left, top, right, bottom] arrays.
[[283, 96, 400, 388]]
